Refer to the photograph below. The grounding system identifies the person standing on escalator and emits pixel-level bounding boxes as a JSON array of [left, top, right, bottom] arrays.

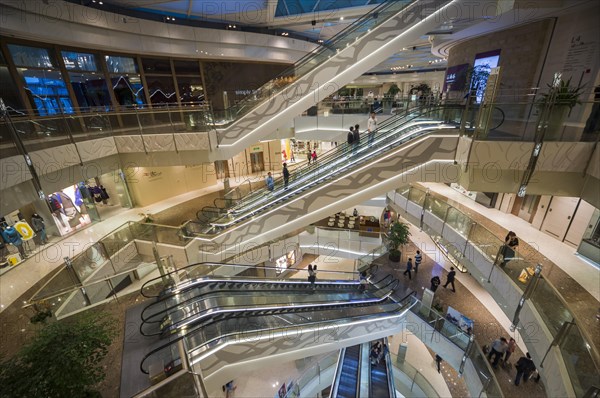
[[353, 124, 360, 156], [282, 163, 290, 189], [367, 112, 377, 147], [308, 264, 317, 291]]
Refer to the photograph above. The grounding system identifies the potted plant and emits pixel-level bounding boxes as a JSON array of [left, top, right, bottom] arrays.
[[537, 77, 585, 140], [387, 221, 411, 262]]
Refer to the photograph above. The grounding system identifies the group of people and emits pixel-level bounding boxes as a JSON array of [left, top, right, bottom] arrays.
[[347, 113, 378, 155], [402, 250, 422, 280], [369, 341, 389, 367], [488, 337, 538, 386]]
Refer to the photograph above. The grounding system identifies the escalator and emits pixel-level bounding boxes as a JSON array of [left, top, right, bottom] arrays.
[[186, 105, 463, 248], [138, 272, 415, 391], [140, 274, 396, 338], [368, 339, 396, 398], [330, 338, 396, 398], [331, 345, 361, 398], [214, 0, 457, 154]]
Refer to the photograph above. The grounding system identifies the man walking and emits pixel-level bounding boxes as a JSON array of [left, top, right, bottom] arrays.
[[403, 257, 413, 280], [443, 266, 456, 292], [367, 112, 377, 146], [414, 250, 422, 273], [282, 163, 290, 189]]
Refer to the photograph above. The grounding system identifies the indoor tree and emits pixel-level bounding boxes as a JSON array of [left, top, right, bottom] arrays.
[[387, 221, 411, 262], [0, 312, 117, 398]]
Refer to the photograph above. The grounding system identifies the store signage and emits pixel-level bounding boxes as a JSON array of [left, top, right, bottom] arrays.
[[250, 145, 263, 153]]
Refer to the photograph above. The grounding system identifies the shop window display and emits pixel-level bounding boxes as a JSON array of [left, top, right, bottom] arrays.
[[47, 186, 93, 235]]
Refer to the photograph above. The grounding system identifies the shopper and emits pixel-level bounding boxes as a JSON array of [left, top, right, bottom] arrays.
[[307, 150, 312, 165], [353, 124, 360, 155], [383, 208, 390, 227], [377, 343, 389, 364], [290, 150, 295, 162], [504, 337, 516, 364], [502, 231, 519, 266], [347, 126, 355, 154], [282, 163, 290, 189], [311, 150, 317, 164], [31, 213, 48, 245], [403, 258, 413, 280], [359, 271, 368, 292], [370, 345, 380, 366], [308, 264, 317, 291], [414, 250, 422, 272], [223, 380, 237, 397], [430, 275, 441, 292], [265, 172, 275, 192], [367, 112, 377, 147], [443, 267, 456, 292], [435, 354, 443, 373], [353, 208, 359, 217], [515, 353, 535, 386], [487, 337, 509, 369]]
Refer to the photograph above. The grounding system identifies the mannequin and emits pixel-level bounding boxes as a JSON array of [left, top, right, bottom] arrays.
[[1, 224, 26, 258]]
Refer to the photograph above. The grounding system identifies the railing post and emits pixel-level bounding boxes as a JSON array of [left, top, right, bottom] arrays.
[[459, 334, 475, 376], [420, 190, 430, 229], [64, 256, 92, 306], [180, 339, 208, 397], [540, 320, 575, 369], [440, 205, 451, 237], [511, 264, 543, 331], [135, 106, 148, 154], [463, 221, 477, 256]]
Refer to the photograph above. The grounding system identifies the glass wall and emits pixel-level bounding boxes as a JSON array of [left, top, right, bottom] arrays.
[[174, 60, 204, 105], [106, 55, 146, 107], [62, 51, 111, 111], [9, 44, 73, 115]]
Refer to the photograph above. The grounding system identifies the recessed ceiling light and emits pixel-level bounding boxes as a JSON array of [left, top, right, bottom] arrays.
[[340, 16, 344, 21]]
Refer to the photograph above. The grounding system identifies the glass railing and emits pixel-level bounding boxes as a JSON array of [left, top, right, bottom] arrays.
[[23, 260, 160, 319], [389, 352, 441, 397], [213, 0, 417, 127], [395, 183, 600, 397], [468, 342, 504, 398], [1, 102, 212, 157], [282, 353, 338, 398]]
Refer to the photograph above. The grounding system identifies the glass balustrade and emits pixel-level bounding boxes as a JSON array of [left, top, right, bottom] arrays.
[[395, 183, 600, 397]]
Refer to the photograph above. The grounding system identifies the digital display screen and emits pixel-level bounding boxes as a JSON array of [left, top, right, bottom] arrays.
[[471, 50, 501, 103]]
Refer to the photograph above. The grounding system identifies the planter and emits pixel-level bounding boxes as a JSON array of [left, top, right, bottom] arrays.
[[388, 250, 401, 263]]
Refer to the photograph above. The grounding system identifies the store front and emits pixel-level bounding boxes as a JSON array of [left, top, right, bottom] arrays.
[[47, 169, 132, 236]]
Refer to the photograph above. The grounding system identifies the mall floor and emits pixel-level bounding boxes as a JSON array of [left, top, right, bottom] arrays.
[[0, 178, 597, 397]]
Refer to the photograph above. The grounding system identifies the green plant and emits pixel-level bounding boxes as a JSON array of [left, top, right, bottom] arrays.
[[538, 78, 585, 110], [0, 312, 117, 398], [387, 221, 411, 257], [386, 83, 400, 97]]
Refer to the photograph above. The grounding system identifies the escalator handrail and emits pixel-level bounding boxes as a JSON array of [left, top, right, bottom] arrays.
[[139, 293, 418, 374], [140, 261, 361, 298], [383, 337, 397, 398], [155, 286, 398, 337], [222, 0, 415, 120], [140, 278, 368, 325], [329, 348, 347, 398], [223, 106, 444, 212], [209, 110, 460, 226]]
